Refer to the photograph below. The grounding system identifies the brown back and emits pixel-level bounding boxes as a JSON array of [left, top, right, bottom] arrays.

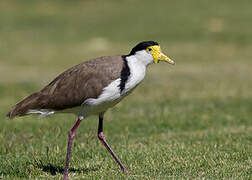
[[7, 56, 124, 118]]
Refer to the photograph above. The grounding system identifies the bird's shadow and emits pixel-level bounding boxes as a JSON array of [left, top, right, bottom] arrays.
[[36, 161, 99, 175]]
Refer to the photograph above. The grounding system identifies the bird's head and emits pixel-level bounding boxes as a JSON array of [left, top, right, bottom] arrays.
[[129, 41, 175, 65]]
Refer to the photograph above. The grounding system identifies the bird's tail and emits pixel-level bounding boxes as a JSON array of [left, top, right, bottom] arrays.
[[7, 92, 42, 119]]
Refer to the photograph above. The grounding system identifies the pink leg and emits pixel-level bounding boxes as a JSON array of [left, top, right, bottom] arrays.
[[64, 118, 82, 180], [98, 113, 129, 173]]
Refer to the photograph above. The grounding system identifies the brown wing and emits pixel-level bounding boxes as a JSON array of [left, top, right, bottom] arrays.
[[7, 56, 124, 119]]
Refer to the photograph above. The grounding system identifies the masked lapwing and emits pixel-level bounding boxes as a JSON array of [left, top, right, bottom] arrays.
[[7, 41, 175, 179]]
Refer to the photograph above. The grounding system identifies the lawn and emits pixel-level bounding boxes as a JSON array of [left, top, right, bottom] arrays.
[[1, 0, 252, 179]]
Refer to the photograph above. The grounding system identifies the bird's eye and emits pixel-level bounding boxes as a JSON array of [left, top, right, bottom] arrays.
[[148, 48, 152, 51]]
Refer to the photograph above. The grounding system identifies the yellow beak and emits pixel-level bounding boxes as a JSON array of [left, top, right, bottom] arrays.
[[159, 52, 175, 65], [148, 45, 175, 65]]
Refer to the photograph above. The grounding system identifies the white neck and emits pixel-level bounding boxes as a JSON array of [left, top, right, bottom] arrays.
[[129, 50, 154, 67], [122, 52, 151, 94]]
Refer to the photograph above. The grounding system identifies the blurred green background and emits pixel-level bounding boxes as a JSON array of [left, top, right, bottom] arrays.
[[0, 0, 252, 179]]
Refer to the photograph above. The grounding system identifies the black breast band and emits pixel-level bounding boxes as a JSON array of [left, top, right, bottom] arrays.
[[119, 55, 131, 93]]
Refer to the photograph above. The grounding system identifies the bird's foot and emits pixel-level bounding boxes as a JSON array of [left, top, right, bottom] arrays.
[[122, 168, 129, 173], [63, 174, 69, 180]]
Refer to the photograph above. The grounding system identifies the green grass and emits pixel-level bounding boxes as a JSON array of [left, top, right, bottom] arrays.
[[1, 0, 252, 179]]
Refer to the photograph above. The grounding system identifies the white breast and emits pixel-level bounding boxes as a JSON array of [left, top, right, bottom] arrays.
[[122, 55, 146, 94], [81, 55, 147, 117]]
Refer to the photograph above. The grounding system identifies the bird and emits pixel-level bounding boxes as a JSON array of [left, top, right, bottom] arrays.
[[7, 41, 175, 180]]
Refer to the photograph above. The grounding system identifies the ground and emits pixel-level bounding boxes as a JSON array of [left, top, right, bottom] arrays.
[[0, 0, 252, 179]]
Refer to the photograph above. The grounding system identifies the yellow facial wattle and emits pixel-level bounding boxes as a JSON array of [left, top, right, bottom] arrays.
[[146, 45, 175, 65]]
